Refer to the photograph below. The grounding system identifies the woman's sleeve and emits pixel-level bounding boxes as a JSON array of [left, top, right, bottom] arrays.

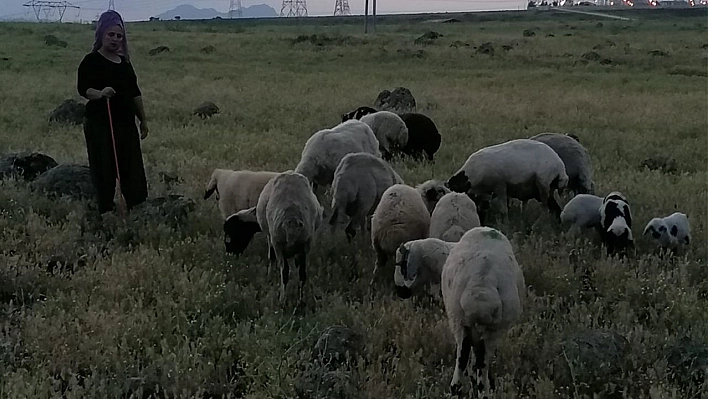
[[77, 55, 98, 99], [126, 62, 142, 98]]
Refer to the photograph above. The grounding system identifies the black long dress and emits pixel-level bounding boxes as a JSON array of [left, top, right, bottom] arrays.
[[77, 51, 148, 214]]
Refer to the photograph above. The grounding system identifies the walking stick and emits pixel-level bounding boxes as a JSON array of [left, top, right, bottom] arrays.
[[106, 98, 128, 218]]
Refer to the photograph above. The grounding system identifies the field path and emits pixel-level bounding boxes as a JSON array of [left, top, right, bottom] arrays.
[[552, 7, 634, 20]]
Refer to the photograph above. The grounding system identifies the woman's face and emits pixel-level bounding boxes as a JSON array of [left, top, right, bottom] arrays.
[[102, 25, 123, 54]]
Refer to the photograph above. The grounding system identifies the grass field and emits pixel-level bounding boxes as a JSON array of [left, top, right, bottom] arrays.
[[0, 7, 707, 398]]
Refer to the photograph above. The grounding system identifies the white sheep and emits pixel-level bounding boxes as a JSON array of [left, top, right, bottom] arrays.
[[371, 184, 431, 285], [415, 179, 451, 214], [393, 237, 455, 299], [429, 192, 481, 242], [530, 132, 595, 195], [599, 192, 634, 257], [223, 171, 323, 305], [446, 139, 569, 223], [204, 169, 279, 219], [359, 111, 409, 161], [328, 152, 404, 241], [295, 120, 380, 193], [643, 212, 691, 254], [441, 226, 525, 396], [560, 194, 604, 233]]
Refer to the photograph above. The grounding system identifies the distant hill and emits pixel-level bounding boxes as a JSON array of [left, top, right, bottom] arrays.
[[155, 4, 277, 20]]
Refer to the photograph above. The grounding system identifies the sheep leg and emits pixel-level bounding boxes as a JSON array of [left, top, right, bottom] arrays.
[[494, 185, 509, 224], [267, 245, 276, 278], [472, 337, 493, 398], [295, 249, 307, 305], [537, 178, 562, 220], [369, 250, 388, 287], [450, 326, 472, 395], [278, 253, 290, 306]]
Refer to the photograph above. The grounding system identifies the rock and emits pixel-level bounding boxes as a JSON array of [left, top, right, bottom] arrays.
[[581, 51, 602, 62], [553, 329, 629, 397], [546, 33, 555, 37], [414, 31, 443, 45], [449, 41, 469, 48], [0, 152, 58, 181], [30, 164, 95, 200], [476, 42, 495, 55], [374, 87, 416, 114], [665, 337, 708, 393], [131, 194, 195, 226], [502, 45, 513, 52], [523, 29, 535, 37], [194, 101, 220, 119], [49, 99, 85, 125], [148, 46, 170, 56], [44, 35, 67, 48], [648, 50, 669, 57], [200, 45, 216, 54], [294, 368, 356, 399], [158, 172, 181, 185], [599, 58, 615, 66], [596, 22, 604, 28], [312, 326, 363, 369], [640, 155, 678, 174]]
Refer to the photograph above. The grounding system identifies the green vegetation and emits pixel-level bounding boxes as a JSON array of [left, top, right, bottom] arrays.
[[0, 8, 706, 398]]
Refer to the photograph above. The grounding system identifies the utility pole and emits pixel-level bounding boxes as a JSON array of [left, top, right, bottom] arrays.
[[333, 0, 350, 16], [229, 0, 243, 18], [364, 0, 376, 33], [22, 1, 80, 22], [108, 0, 114, 10], [280, 0, 307, 17]]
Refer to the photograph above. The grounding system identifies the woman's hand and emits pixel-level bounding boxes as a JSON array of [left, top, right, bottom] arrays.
[[139, 120, 149, 140], [101, 87, 116, 98]]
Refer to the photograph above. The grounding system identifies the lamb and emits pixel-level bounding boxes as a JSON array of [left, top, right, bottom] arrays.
[[359, 111, 409, 161], [530, 132, 595, 195], [295, 119, 380, 193], [370, 184, 431, 285], [560, 194, 604, 232], [643, 212, 691, 254], [204, 169, 279, 219], [429, 192, 481, 242], [222, 171, 323, 305], [399, 113, 442, 161], [328, 152, 404, 242], [341, 105, 377, 122], [599, 192, 633, 257], [415, 179, 451, 214], [446, 139, 569, 223], [393, 237, 455, 299], [441, 226, 526, 396]]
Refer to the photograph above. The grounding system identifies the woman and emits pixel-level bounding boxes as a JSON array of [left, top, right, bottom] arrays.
[[77, 10, 149, 214]]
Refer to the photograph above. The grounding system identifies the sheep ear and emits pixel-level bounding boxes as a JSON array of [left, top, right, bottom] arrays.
[[670, 225, 678, 237], [643, 225, 653, 235], [426, 187, 439, 201]]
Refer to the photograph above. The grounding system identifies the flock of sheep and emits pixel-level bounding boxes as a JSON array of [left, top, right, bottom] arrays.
[[202, 105, 692, 395]]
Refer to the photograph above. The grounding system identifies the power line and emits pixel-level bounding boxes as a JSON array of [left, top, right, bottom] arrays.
[[280, 0, 307, 17], [229, 0, 243, 18], [22, 1, 81, 22], [333, 0, 350, 15]]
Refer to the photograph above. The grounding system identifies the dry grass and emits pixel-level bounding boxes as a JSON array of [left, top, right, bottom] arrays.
[[0, 8, 707, 399]]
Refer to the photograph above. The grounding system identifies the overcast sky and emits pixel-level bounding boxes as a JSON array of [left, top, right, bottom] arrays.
[[1, 0, 527, 21]]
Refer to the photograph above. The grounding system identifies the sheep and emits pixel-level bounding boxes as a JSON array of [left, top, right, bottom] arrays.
[[560, 194, 604, 232], [446, 139, 569, 223], [599, 192, 633, 257], [204, 169, 279, 219], [441, 226, 525, 396], [295, 119, 380, 193], [415, 179, 451, 214], [341, 105, 377, 122], [371, 184, 431, 285], [530, 132, 595, 195], [399, 113, 442, 161], [429, 192, 481, 242], [328, 152, 404, 242], [393, 237, 455, 299], [643, 212, 691, 254], [359, 111, 409, 161], [223, 171, 323, 305]]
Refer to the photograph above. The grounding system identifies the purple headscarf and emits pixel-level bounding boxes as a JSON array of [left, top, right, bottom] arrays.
[[92, 10, 130, 62]]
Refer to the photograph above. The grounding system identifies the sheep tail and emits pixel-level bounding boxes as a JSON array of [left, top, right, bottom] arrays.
[[460, 286, 503, 327]]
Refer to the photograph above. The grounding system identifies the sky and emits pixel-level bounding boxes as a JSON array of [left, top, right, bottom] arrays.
[[0, 0, 528, 22]]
